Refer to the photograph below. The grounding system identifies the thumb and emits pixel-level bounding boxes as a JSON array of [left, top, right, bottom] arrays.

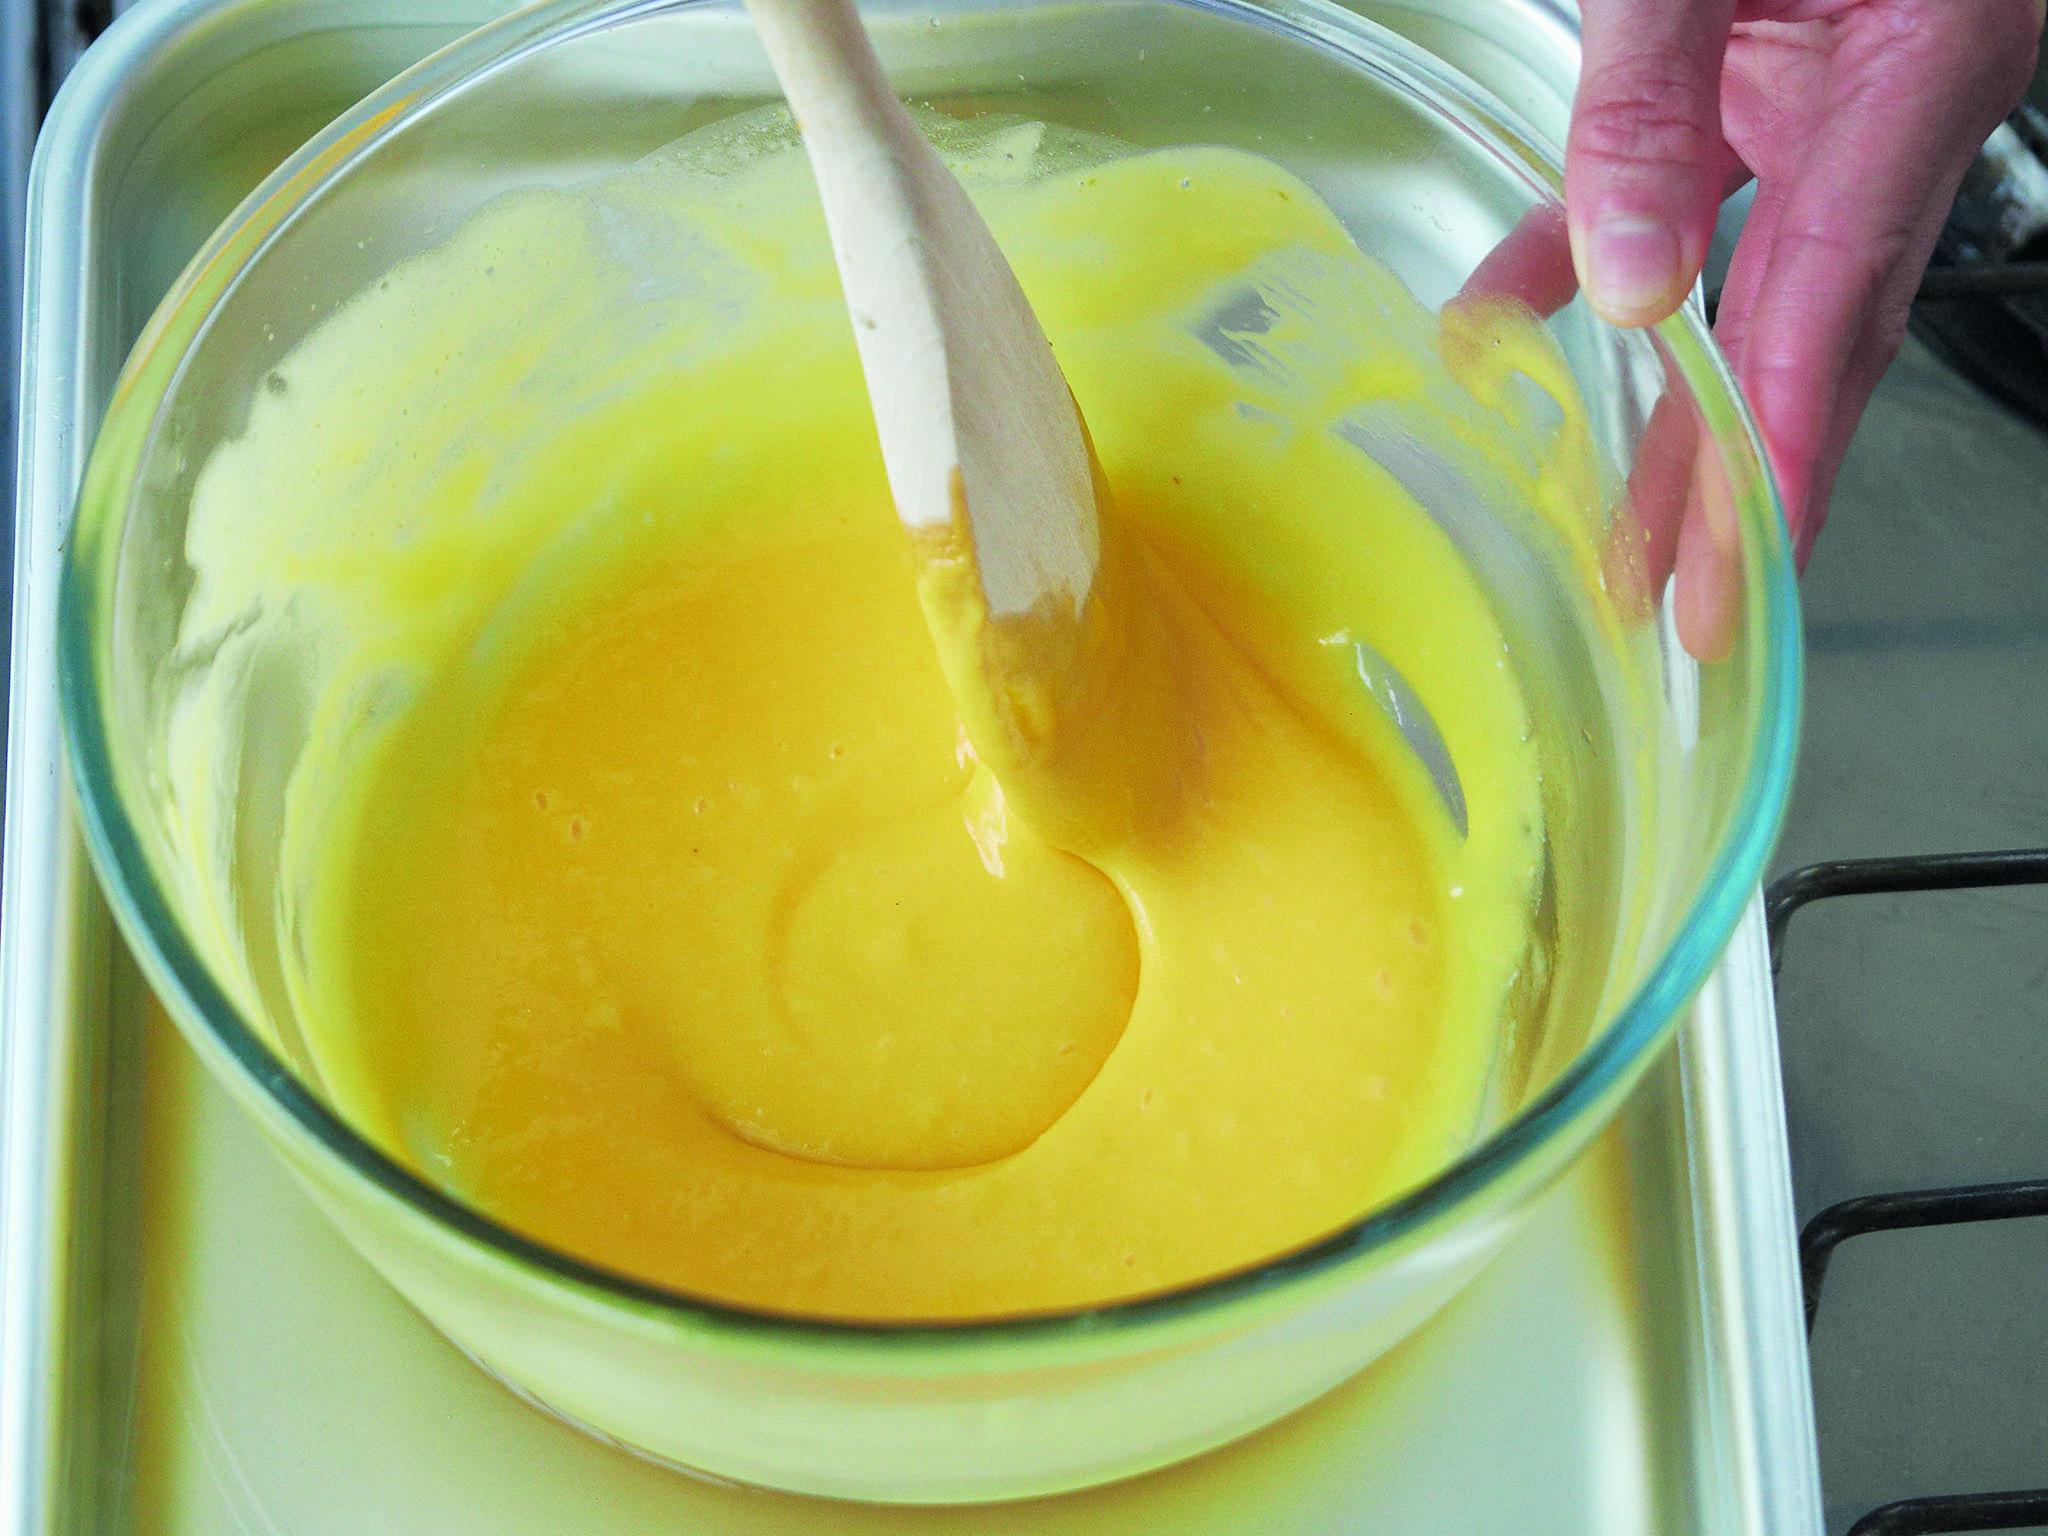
[[1566, 0, 1737, 327]]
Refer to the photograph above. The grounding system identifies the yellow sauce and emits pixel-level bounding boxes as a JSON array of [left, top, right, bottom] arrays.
[[178, 113, 1587, 1320]]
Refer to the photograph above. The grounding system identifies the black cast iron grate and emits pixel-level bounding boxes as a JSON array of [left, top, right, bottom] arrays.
[[1769, 849, 2048, 1536]]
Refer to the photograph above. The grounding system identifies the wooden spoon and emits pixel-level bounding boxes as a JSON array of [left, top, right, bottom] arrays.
[[743, 0, 1109, 768]]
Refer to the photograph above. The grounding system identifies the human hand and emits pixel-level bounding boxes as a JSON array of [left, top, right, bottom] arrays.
[[1451, 207, 1744, 656], [1567, 0, 2042, 566]]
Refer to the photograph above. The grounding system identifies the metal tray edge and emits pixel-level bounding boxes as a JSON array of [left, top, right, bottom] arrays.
[[1, 22, 121, 1535], [1682, 901, 1826, 1534]]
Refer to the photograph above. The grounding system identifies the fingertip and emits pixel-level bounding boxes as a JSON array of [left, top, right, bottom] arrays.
[[1673, 426, 1741, 663], [1674, 535, 1739, 663], [1458, 202, 1578, 318]]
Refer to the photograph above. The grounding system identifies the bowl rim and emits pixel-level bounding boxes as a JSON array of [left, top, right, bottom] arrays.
[[57, 0, 1802, 1362]]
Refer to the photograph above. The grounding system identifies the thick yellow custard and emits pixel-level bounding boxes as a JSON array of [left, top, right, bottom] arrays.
[[178, 114, 1585, 1320]]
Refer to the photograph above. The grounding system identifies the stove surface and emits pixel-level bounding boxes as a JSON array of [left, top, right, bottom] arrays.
[[1772, 335, 2048, 1533]]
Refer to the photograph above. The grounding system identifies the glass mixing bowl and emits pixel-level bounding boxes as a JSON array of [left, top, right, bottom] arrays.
[[60, 0, 1800, 1504]]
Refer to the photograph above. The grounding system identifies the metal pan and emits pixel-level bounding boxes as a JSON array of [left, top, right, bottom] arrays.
[[1, 0, 1822, 1529]]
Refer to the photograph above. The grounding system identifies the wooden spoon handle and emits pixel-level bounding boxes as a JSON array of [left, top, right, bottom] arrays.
[[743, 0, 1099, 619]]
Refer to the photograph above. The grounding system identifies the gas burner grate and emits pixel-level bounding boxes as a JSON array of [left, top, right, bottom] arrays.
[[1703, 237, 2048, 462], [1844, 1490, 2048, 1536], [1801, 1180, 2048, 1336], [1906, 255, 2048, 430], [1770, 849, 2048, 1536], [1891, 83, 2048, 427]]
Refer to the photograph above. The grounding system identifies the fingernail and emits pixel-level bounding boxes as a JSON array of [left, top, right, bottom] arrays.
[[1585, 215, 1682, 324]]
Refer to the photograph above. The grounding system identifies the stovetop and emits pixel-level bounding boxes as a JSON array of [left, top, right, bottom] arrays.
[[6, 3, 2048, 1532], [1766, 334, 2048, 1535]]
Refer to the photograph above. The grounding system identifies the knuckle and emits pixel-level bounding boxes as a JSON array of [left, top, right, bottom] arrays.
[[1740, 218, 1926, 421], [1940, 0, 2046, 114], [1867, 2, 2039, 126], [1991, 0, 2045, 56], [1779, 221, 1913, 301], [1892, 0, 2038, 115], [1571, 54, 1719, 176], [1994, 3, 2043, 108]]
